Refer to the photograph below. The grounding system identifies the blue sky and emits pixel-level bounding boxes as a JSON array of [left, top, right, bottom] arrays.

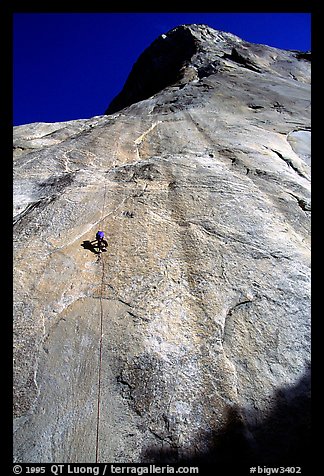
[[13, 13, 311, 126]]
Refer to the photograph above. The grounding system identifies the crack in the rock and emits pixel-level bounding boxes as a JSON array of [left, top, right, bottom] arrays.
[[116, 374, 134, 401], [222, 299, 251, 340], [96, 284, 150, 322], [147, 425, 174, 446], [286, 192, 311, 211], [226, 299, 253, 319], [268, 147, 309, 180]]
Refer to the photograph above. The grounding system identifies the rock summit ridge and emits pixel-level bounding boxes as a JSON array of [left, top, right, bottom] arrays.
[[106, 23, 310, 114]]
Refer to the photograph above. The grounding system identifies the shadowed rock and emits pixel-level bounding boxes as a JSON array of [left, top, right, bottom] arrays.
[[106, 26, 198, 114]]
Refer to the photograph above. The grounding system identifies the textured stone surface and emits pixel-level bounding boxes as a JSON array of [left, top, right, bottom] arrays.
[[13, 24, 311, 466]]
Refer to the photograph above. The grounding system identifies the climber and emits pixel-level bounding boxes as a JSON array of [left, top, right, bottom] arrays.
[[96, 230, 107, 253]]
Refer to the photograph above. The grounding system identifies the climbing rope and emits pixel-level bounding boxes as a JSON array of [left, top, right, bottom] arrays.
[[95, 258, 105, 463], [95, 183, 107, 463]]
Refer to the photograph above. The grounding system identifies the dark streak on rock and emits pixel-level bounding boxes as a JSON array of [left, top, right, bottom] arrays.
[[287, 192, 311, 211], [13, 196, 56, 227], [270, 148, 307, 179], [223, 48, 262, 73], [227, 300, 253, 318]]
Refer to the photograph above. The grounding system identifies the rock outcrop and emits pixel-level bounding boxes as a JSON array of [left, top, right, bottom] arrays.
[[13, 24, 311, 467]]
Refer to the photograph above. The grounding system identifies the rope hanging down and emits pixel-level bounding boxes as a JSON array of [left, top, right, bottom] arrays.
[[95, 183, 107, 463]]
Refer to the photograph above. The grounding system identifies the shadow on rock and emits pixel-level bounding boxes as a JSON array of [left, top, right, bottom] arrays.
[[142, 368, 311, 473], [81, 240, 108, 255], [81, 240, 100, 254]]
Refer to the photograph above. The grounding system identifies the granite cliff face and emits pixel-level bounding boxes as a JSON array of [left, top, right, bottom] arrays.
[[13, 24, 311, 466]]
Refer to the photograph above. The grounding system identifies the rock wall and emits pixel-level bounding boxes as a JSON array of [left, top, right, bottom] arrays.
[[13, 24, 311, 467]]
